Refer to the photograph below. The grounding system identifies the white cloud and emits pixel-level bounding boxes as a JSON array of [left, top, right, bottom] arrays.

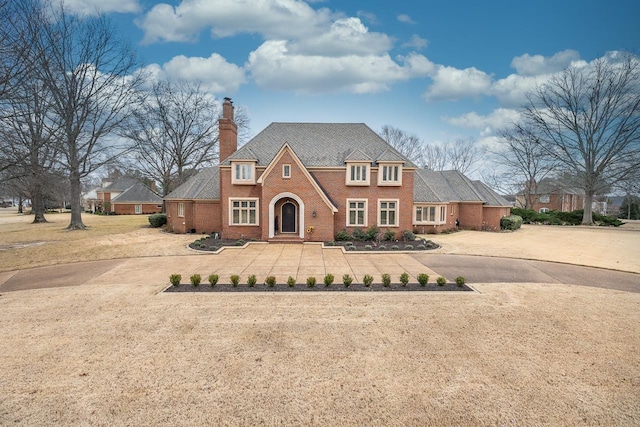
[[402, 34, 428, 50], [397, 14, 415, 24], [443, 108, 521, 131], [423, 65, 493, 101], [54, 0, 140, 15], [511, 49, 580, 76], [140, 54, 246, 93]]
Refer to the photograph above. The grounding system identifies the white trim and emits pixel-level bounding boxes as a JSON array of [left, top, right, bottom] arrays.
[[345, 162, 370, 186], [282, 164, 291, 178], [134, 204, 142, 214], [269, 192, 305, 238], [177, 202, 184, 217], [378, 199, 399, 227], [346, 198, 368, 227], [377, 164, 403, 186], [231, 161, 256, 185], [413, 204, 446, 225], [229, 197, 260, 226]]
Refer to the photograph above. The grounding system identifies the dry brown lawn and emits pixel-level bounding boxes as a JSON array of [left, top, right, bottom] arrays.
[[1, 208, 639, 426]]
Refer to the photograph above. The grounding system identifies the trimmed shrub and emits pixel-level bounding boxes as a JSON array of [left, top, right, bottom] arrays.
[[148, 213, 167, 228], [417, 273, 429, 287], [347, 245, 357, 251], [324, 273, 335, 287], [230, 275, 240, 287], [342, 274, 353, 287], [265, 276, 276, 287], [382, 273, 391, 287], [287, 276, 296, 287], [404, 244, 413, 250], [500, 215, 523, 230], [325, 241, 335, 246], [169, 274, 181, 286], [399, 272, 409, 287], [247, 274, 257, 287], [306, 276, 316, 288], [402, 230, 416, 241], [391, 245, 399, 250], [335, 229, 351, 241], [455, 276, 466, 287], [352, 228, 366, 241], [383, 229, 396, 241], [364, 245, 373, 250], [363, 274, 374, 287], [436, 276, 446, 286], [344, 241, 353, 246], [208, 274, 219, 287], [365, 226, 379, 241], [234, 239, 245, 246], [190, 274, 201, 287], [416, 244, 426, 250], [378, 245, 386, 250]]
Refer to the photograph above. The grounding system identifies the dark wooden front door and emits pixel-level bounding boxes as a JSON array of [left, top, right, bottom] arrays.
[[282, 202, 296, 233]]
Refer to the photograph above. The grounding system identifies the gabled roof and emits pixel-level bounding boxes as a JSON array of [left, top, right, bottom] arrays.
[[414, 169, 510, 206], [222, 123, 417, 168], [165, 166, 220, 200], [518, 178, 585, 196], [111, 182, 163, 204], [101, 178, 139, 192], [344, 148, 372, 162]]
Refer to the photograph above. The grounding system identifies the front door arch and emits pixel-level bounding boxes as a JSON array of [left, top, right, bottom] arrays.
[[281, 202, 296, 233], [269, 192, 305, 238]]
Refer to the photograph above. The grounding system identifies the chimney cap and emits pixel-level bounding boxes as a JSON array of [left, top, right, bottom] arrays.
[[224, 97, 232, 102]]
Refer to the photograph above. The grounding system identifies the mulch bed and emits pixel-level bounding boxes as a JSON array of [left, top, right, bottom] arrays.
[[164, 283, 473, 292]]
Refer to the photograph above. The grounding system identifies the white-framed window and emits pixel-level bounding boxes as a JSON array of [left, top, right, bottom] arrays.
[[378, 199, 399, 226], [346, 163, 370, 185], [230, 198, 259, 225], [178, 202, 185, 217], [135, 204, 142, 214], [415, 205, 446, 224], [232, 162, 256, 184], [539, 207, 550, 213], [540, 195, 550, 203], [283, 164, 291, 178], [377, 163, 402, 185], [347, 199, 367, 227], [450, 205, 454, 215]]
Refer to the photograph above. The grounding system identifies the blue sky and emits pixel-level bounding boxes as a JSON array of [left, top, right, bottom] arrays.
[[66, 0, 639, 150]]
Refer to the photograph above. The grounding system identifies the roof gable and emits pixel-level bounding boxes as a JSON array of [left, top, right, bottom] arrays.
[[414, 169, 510, 206], [111, 182, 162, 203]]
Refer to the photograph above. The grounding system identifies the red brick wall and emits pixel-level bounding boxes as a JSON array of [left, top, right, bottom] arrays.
[[458, 203, 484, 230], [482, 206, 511, 231], [530, 193, 584, 212], [112, 203, 162, 215], [166, 200, 221, 234], [220, 165, 263, 241]]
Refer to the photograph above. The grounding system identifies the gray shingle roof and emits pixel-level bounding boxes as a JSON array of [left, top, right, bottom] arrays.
[[344, 148, 372, 162], [222, 123, 417, 168], [471, 180, 512, 206], [414, 169, 510, 206], [165, 166, 220, 200], [111, 183, 162, 204], [102, 178, 139, 191]]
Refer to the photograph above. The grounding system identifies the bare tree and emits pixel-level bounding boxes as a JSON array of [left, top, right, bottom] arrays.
[[421, 138, 484, 174], [523, 54, 640, 224], [27, 2, 146, 229], [124, 81, 250, 196], [490, 125, 558, 209], [421, 144, 448, 171], [378, 125, 423, 164]]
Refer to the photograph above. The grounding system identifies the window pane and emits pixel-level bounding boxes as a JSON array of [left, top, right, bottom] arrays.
[[357, 202, 364, 209], [388, 202, 396, 209], [357, 210, 364, 225], [349, 202, 356, 209], [233, 201, 240, 208], [349, 210, 356, 225], [249, 201, 256, 208], [381, 211, 387, 224], [249, 210, 256, 224], [241, 210, 248, 223], [393, 166, 398, 181], [233, 210, 239, 224], [389, 210, 395, 225], [416, 207, 422, 222], [381, 202, 388, 209], [247, 166, 252, 180]]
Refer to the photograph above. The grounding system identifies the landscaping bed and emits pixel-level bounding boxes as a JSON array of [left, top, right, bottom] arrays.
[[164, 282, 473, 292]]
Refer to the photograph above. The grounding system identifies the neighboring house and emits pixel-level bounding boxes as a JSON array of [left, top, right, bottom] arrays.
[[92, 178, 162, 215], [164, 98, 511, 240], [606, 196, 625, 217], [516, 179, 585, 213]]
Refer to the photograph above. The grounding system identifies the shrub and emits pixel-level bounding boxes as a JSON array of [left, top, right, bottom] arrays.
[[352, 228, 366, 241], [436, 276, 446, 286], [208, 274, 219, 287], [347, 245, 357, 251], [383, 229, 396, 241], [363, 274, 374, 287], [402, 230, 416, 241], [416, 244, 426, 250], [209, 245, 219, 251], [404, 244, 413, 250], [235, 239, 245, 246], [247, 274, 257, 287], [365, 226, 379, 241], [265, 275, 276, 287], [455, 276, 466, 287], [148, 213, 167, 228], [500, 215, 523, 230], [364, 245, 373, 250], [287, 276, 296, 287], [399, 272, 409, 287], [324, 273, 335, 287], [325, 241, 335, 246], [335, 229, 351, 241], [377, 245, 386, 250], [169, 274, 181, 286], [306, 276, 316, 288], [342, 274, 353, 287], [230, 275, 240, 287], [344, 241, 353, 246], [190, 274, 201, 287], [382, 273, 391, 287], [417, 273, 429, 287], [391, 245, 399, 250]]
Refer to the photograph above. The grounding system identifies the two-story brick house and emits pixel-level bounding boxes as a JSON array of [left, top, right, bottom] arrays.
[[164, 98, 510, 240]]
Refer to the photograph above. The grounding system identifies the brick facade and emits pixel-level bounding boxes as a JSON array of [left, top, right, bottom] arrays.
[[112, 203, 162, 215]]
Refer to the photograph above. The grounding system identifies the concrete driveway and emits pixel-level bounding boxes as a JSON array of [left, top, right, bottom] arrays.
[[0, 244, 638, 293]]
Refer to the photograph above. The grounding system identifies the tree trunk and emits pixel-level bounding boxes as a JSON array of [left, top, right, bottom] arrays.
[[582, 192, 594, 225], [627, 194, 632, 220], [31, 183, 48, 223], [66, 173, 86, 230], [18, 196, 23, 214]]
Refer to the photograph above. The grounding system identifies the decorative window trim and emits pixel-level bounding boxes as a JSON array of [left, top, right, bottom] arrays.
[[229, 198, 259, 226], [282, 164, 291, 179], [377, 163, 402, 186], [134, 204, 142, 214], [345, 162, 370, 186], [346, 198, 368, 227], [177, 202, 185, 218], [231, 161, 256, 185], [378, 199, 399, 227]]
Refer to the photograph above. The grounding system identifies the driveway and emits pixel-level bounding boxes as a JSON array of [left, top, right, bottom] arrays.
[[0, 245, 638, 293]]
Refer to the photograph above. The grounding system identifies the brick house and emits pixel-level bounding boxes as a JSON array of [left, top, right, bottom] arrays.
[[516, 179, 585, 213], [164, 98, 511, 240], [93, 178, 163, 215]]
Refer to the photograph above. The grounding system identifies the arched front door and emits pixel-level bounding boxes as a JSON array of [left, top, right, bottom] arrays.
[[282, 202, 296, 233]]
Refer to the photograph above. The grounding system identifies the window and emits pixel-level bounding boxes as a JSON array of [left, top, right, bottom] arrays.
[[540, 195, 550, 203], [346, 163, 370, 185], [450, 205, 454, 215], [177, 203, 184, 217], [230, 198, 259, 225], [232, 162, 255, 184], [539, 207, 550, 213], [378, 164, 402, 185], [135, 204, 142, 214], [347, 199, 367, 226], [415, 205, 447, 224], [379, 200, 398, 226], [440, 206, 446, 221], [283, 164, 291, 178]]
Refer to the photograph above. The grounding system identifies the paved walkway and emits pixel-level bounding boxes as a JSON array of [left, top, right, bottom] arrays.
[[0, 244, 638, 292]]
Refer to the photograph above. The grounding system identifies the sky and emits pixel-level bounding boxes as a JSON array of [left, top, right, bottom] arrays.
[[62, 0, 639, 157]]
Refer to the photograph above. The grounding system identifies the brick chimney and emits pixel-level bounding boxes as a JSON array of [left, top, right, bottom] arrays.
[[218, 97, 238, 162]]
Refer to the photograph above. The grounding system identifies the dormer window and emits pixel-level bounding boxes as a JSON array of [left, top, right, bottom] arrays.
[[232, 161, 256, 185], [346, 162, 370, 186], [378, 163, 402, 186]]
